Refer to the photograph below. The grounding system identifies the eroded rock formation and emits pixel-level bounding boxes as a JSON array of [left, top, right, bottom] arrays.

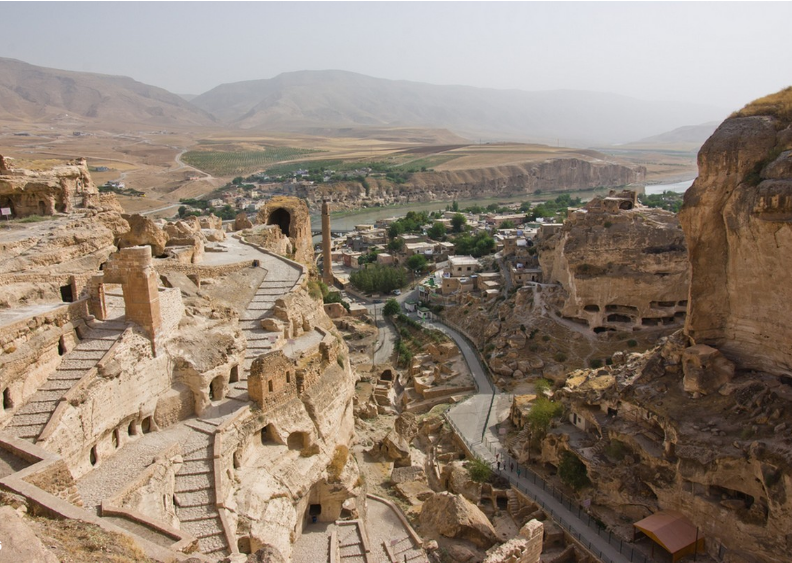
[[680, 93, 792, 376], [539, 190, 689, 333], [0, 156, 99, 217]]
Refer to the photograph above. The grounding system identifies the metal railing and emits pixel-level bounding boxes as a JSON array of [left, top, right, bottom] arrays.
[[444, 413, 652, 563]]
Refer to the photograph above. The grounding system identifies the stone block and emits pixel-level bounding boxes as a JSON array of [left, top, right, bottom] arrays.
[[682, 344, 735, 395]]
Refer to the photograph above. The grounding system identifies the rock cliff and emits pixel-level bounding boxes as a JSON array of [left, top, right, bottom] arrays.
[[539, 191, 689, 333], [680, 88, 792, 376], [299, 157, 645, 211], [532, 88, 792, 563]]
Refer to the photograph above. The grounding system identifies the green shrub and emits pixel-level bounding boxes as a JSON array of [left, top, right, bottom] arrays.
[[554, 352, 567, 363], [466, 457, 492, 483], [589, 358, 603, 369], [627, 339, 638, 348], [559, 451, 590, 490], [604, 440, 628, 461]]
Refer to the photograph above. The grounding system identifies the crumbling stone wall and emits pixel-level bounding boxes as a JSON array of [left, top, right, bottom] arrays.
[[0, 156, 99, 217], [256, 197, 313, 266]]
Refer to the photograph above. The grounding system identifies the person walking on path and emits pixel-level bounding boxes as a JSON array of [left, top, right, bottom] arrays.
[[510, 462, 514, 472], [517, 467, 521, 478]]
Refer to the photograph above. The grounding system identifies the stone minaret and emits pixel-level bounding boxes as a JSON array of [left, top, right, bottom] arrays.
[[321, 199, 333, 285]]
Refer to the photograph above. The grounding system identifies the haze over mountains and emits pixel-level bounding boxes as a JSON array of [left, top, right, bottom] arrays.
[[0, 57, 726, 146]]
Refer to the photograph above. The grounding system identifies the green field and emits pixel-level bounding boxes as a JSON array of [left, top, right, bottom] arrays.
[[182, 146, 321, 176]]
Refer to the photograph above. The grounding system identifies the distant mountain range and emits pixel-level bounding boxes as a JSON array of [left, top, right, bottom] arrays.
[[627, 122, 720, 146], [0, 58, 728, 145], [0, 57, 214, 127]]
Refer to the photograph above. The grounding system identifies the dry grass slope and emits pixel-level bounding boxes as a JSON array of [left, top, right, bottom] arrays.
[[733, 86, 792, 123]]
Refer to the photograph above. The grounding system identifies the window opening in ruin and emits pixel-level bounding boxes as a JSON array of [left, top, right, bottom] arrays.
[[268, 208, 291, 236], [583, 304, 600, 313], [287, 431, 307, 450], [268, 380, 274, 393], [607, 313, 632, 323], [497, 497, 508, 510], [380, 369, 394, 381], [58, 336, 67, 356], [229, 365, 239, 384], [233, 448, 242, 469], [38, 201, 46, 215], [309, 504, 322, 516], [237, 537, 252, 555], [60, 284, 74, 303], [286, 372, 291, 384], [90, 446, 98, 466], [2, 388, 12, 410], [112, 429, 119, 449], [210, 376, 224, 402], [340, 508, 352, 520], [128, 420, 138, 436], [141, 416, 152, 434]]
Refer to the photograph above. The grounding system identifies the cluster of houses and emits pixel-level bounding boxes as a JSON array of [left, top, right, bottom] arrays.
[[324, 207, 561, 304]]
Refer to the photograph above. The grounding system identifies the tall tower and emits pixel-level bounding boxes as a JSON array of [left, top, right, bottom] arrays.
[[321, 199, 333, 285]]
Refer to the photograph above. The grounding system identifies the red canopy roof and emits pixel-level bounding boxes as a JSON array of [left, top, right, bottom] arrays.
[[634, 510, 698, 554]]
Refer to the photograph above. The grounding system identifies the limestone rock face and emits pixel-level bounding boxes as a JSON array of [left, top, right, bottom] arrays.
[[483, 519, 543, 563], [538, 193, 689, 333], [118, 214, 169, 257], [680, 107, 792, 376], [0, 507, 59, 563], [419, 492, 499, 548]]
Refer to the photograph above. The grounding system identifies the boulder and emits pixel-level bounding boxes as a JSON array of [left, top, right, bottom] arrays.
[[118, 214, 169, 256], [507, 332, 527, 349], [682, 344, 735, 395], [0, 506, 59, 563], [235, 211, 254, 231], [443, 461, 482, 503], [419, 492, 499, 548]]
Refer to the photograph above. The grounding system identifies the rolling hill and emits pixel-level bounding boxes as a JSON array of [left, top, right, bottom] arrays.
[[191, 70, 728, 145], [0, 57, 215, 127]]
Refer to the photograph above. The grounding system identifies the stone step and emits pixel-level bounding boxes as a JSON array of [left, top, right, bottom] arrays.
[[28, 390, 66, 403], [40, 380, 75, 392], [183, 516, 223, 539], [75, 339, 117, 351], [184, 419, 218, 435], [195, 532, 227, 555], [62, 350, 106, 361], [175, 489, 215, 508], [49, 370, 86, 381], [57, 359, 100, 370], [9, 412, 53, 427], [14, 401, 58, 415], [183, 449, 212, 462], [6, 425, 43, 440], [176, 505, 216, 523], [179, 459, 212, 476], [175, 472, 214, 494]]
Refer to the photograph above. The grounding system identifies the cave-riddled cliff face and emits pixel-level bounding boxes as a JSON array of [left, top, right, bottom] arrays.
[[680, 93, 792, 377]]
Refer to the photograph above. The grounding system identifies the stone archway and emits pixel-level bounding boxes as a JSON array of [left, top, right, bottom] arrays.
[[268, 208, 291, 236]]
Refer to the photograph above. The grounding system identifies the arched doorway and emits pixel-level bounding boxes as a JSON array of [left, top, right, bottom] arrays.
[[268, 208, 291, 236], [209, 375, 225, 401]]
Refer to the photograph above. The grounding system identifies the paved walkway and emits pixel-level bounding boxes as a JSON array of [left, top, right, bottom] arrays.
[[428, 318, 635, 563]]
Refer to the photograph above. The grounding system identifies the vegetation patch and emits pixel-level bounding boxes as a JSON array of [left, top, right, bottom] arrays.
[[559, 451, 591, 490], [182, 146, 320, 176]]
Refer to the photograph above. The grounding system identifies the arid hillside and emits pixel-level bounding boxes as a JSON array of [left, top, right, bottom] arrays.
[[0, 57, 215, 127]]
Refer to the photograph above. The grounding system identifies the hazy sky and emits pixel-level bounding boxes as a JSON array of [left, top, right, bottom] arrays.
[[3, 2, 790, 111]]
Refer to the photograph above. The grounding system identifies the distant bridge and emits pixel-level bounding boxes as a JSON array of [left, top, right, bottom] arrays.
[[311, 229, 355, 237]]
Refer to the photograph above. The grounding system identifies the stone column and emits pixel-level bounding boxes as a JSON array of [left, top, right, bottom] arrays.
[[321, 199, 334, 285], [87, 274, 107, 321]]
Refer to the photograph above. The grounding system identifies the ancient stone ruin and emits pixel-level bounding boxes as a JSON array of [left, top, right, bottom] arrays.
[[0, 155, 99, 217]]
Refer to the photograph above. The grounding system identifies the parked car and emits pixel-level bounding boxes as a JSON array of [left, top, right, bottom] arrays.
[[392, 289, 401, 296]]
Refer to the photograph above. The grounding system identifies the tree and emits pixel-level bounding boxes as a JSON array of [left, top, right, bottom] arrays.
[[559, 451, 590, 490], [383, 298, 400, 316], [451, 213, 467, 233], [499, 220, 515, 229], [524, 396, 563, 449], [406, 254, 429, 272], [324, 291, 350, 311], [451, 200, 460, 212], [388, 222, 405, 239], [388, 238, 404, 252], [349, 264, 407, 294], [232, 176, 243, 185], [427, 221, 446, 240]]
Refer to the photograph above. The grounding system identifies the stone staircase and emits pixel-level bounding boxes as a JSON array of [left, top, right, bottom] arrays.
[[175, 417, 227, 557], [385, 536, 428, 563], [3, 319, 127, 442], [227, 265, 301, 401], [337, 522, 368, 562]]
